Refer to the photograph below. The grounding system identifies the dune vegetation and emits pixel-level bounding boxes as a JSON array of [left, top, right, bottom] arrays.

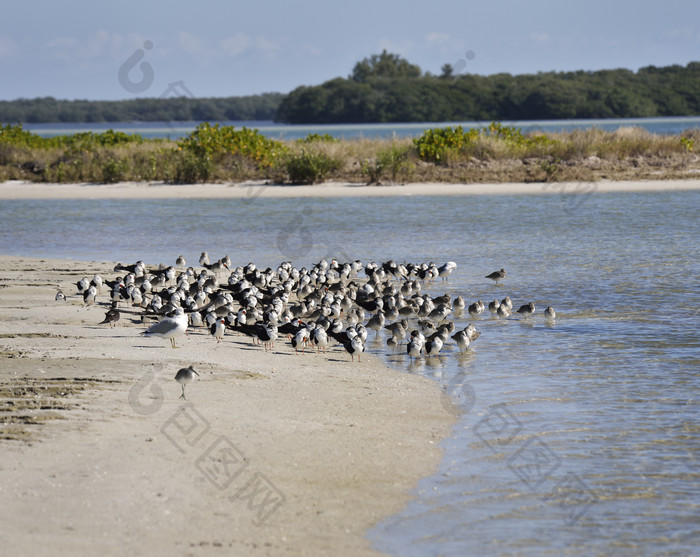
[[1, 122, 698, 185]]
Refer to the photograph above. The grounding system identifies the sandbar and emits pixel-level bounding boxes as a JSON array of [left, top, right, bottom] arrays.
[[0, 178, 699, 200], [0, 256, 455, 556]]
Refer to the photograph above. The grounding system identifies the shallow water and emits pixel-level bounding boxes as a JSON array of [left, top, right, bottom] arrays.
[[1, 188, 698, 555], [22, 115, 700, 140]]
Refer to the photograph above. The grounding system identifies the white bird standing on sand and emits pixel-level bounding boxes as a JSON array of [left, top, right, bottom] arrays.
[[83, 285, 97, 306], [175, 365, 199, 400], [144, 309, 188, 348], [199, 252, 210, 266], [344, 335, 365, 362], [176, 255, 186, 267], [210, 318, 226, 343]]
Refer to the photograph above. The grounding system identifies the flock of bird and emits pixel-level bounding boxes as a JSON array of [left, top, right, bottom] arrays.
[[58, 252, 556, 399]]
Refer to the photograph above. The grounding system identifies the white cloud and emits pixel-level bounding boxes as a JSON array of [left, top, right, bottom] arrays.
[[255, 36, 282, 59], [45, 31, 149, 62], [426, 32, 452, 45], [177, 31, 211, 57], [219, 33, 251, 57]]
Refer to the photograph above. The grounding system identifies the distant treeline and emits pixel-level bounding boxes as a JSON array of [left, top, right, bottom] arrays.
[[0, 93, 284, 123], [2, 52, 700, 124], [277, 52, 700, 123]]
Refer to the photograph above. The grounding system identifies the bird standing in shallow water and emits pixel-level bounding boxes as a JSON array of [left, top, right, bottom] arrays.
[[451, 330, 470, 352], [517, 302, 536, 317], [175, 365, 199, 400], [486, 268, 506, 284], [544, 306, 556, 320]]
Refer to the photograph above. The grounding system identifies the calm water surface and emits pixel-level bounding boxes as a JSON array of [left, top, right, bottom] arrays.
[[23, 115, 700, 140], [0, 189, 698, 555]]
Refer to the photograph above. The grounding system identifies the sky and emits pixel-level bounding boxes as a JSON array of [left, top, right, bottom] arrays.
[[1, 0, 699, 101]]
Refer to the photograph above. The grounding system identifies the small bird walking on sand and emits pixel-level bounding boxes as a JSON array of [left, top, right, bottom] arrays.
[[175, 365, 199, 400], [486, 268, 507, 284], [99, 303, 121, 328]]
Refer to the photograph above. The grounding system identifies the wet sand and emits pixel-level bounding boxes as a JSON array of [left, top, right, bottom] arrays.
[[0, 178, 699, 200], [0, 256, 455, 556]]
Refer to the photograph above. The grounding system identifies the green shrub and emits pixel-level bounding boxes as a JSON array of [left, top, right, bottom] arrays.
[[101, 157, 129, 183], [414, 125, 478, 164], [297, 133, 339, 144], [361, 144, 414, 184], [177, 122, 286, 169], [285, 148, 341, 184], [174, 151, 213, 183]]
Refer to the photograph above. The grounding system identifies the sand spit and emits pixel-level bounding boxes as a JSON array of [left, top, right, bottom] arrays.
[[0, 256, 455, 556], [0, 178, 699, 200]]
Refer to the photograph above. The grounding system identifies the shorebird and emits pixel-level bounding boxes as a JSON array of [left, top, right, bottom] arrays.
[[437, 261, 457, 281], [176, 255, 186, 267], [83, 285, 97, 306], [451, 330, 470, 352], [210, 318, 226, 343], [311, 326, 329, 354], [486, 268, 507, 284], [517, 302, 536, 317], [500, 296, 513, 311], [406, 332, 424, 360], [463, 323, 480, 342], [544, 306, 556, 320], [424, 336, 443, 358], [497, 303, 510, 318], [99, 303, 120, 328], [76, 277, 90, 293], [488, 299, 500, 315], [90, 274, 103, 294], [55, 290, 66, 301], [366, 311, 386, 336], [199, 251, 210, 266], [143, 309, 188, 348], [468, 300, 485, 318], [175, 365, 199, 400], [343, 335, 365, 362]]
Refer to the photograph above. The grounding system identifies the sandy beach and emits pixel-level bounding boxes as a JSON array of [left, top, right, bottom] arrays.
[[0, 178, 699, 200], [0, 256, 455, 556]]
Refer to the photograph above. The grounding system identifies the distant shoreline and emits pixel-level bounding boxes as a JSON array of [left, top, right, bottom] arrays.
[[1, 179, 699, 200]]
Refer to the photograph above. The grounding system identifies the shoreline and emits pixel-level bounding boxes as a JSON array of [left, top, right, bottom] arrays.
[[0, 256, 456, 556], [1, 178, 699, 200]]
